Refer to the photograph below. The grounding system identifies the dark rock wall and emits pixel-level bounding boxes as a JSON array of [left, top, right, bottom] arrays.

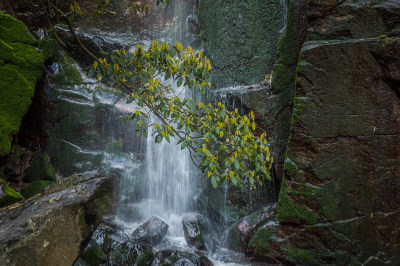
[[264, 0, 400, 264], [308, 0, 400, 40]]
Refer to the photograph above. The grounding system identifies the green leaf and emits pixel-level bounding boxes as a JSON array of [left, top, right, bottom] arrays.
[[88, 67, 95, 76], [211, 176, 217, 188], [107, 65, 113, 76], [155, 135, 163, 143], [234, 159, 240, 170], [181, 141, 188, 150], [177, 76, 183, 87]]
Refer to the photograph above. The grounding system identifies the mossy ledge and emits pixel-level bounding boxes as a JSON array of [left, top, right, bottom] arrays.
[[0, 12, 44, 156]]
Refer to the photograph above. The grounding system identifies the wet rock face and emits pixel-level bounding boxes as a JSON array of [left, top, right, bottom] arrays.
[[132, 216, 169, 247], [0, 174, 113, 266], [308, 0, 400, 40], [151, 249, 213, 266], [182, 213, 206, 250], [198, 0, 284, 88], [53, 26, 124, 67], [275, 39, 400, 264]]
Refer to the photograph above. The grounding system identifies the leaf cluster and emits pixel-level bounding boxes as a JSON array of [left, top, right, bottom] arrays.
[[89, 40, 273, 188]]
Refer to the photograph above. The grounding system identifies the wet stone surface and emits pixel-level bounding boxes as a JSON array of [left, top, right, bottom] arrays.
[[131, 216, 169, 247]]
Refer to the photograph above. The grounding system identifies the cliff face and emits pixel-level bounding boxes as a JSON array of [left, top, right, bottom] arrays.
[[267, 0, 400, 264]]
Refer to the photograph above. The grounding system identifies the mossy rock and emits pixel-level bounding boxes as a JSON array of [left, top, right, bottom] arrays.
[[0, 178, 24, 207], [0, 12, 44, 156], [277, 177, 317, 225], [51, 50, 83, 86], [21, 180, 53, 198], [105, 141, 123, 155], [247, 227, 275, 258], [24, 152, 56, 182]]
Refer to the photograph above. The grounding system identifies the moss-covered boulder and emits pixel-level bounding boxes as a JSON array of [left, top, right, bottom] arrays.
[[0, 12, 44, 156], [21, 180, 53, 198], [24, 152, 56, 182], [0, 178, 24, 208], [105, 141, 123, 155]]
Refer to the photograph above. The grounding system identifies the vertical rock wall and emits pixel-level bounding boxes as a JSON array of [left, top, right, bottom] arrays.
[[199, 0, 284, 88], [265, 0, 400, 264]]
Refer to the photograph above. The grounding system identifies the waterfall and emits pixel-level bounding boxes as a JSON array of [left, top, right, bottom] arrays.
[[141, 83, 199, 237], [113, 0, 201, 243]]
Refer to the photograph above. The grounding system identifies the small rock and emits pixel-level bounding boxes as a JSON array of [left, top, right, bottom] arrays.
[[182, 213, 206, 250], [80, 222, 146, 265], [132, 216, 169, 246]]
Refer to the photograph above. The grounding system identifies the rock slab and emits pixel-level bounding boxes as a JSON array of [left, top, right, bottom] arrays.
[[0, 174, 113, 266]]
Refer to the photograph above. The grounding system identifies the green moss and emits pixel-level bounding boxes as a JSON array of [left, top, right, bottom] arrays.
[[291, 96, 306, 126], [0, 178, 24, 207], [248, 227, 275, 257], [286, 246, 315, 264], [52, 50, 82, 85], [137, 248, 154, 266], [283, 156, 299, 175], [0, 12, 44, 156], [24, 152, 56, 182], [277, 177, 317, 225], [38, 38, 57, 61], [105, 141, 124, 154], [21, 180, 53, 198]]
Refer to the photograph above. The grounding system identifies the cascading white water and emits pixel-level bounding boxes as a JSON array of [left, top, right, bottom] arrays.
[[113, 0, 201, 241], [142, 84, 199, 237]]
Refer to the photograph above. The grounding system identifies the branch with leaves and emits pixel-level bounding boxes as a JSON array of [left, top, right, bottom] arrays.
[[46, 0, 273, 188]]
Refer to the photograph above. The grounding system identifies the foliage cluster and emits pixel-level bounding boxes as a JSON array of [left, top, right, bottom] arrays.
[[46, 0, 273, 188]]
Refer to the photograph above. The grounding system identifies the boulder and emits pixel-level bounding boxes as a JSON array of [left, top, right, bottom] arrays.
[[182, 213, 206, 250], [132, 216, 169, 247], [0, 174, 113, 266], [78, 222, 147, 265], [150, 249, 213, 266]]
